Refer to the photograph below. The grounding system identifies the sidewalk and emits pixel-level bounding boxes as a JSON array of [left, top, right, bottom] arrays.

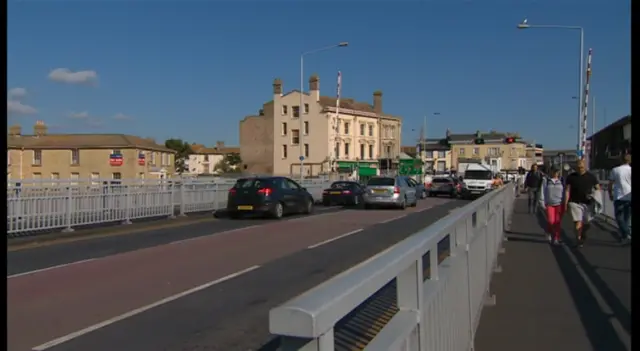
[[474, 199, 631, 351]]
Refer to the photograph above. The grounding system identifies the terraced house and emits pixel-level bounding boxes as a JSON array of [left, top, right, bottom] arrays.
[[7, 121, 176, 183], [447, 130, 533, 172], [240, 75, 403, 177]]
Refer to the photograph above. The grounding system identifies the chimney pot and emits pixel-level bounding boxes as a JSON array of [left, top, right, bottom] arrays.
[[309, 74, 320, 102], [8, 124, 21, 136], [373, 90, 383, 113], [33, 121, 48, 136]]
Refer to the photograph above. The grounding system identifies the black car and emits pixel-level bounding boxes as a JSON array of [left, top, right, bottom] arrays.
[[427, 177, 460, 198], [226, 177, 314, 219], [321, 181, 365, 206]]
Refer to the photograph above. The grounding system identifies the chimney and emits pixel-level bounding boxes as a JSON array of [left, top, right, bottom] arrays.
[[373, 90, 383, 113], [8, 124, 21, 136], [446, 129, 451, 139], [309, 74, 320, 102], [273, 78, 283, 97], [215, 141, 225, 148], [33, 120, 47, 137]]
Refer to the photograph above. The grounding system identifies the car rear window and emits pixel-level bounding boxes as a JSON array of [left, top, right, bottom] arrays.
[[433, 178, 452, 183], [330, 182, 352, 189], [234, 178, 274, 189], [367, 178, 395, 186], [464, 170, 493, 180]]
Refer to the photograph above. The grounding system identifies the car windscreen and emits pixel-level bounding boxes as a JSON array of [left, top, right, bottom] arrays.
[[330, 182, 353, 189], [464, 171, 493, 180], [234, 178, 274, 189], [432, 178, 452, 183], [367, 178, 395, 186]]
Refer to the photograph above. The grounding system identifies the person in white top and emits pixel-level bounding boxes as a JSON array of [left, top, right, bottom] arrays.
[[608, 154, 632, 242]]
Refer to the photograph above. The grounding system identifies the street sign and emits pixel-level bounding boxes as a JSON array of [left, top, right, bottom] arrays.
[[299, 156, 304, 161], [576, 150, 583, 158]]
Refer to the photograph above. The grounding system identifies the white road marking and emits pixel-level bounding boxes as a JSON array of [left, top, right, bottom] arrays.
[[418, 205, 435, 212], [31, 265, 261, 351], [307, 229, 364, 249], [378, 214, 407, 224], [169, 225, 261, 245], [8, 259, 96, 279], [285, 209, 349, 222]]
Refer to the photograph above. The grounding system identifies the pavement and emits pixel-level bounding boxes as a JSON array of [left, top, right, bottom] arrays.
[[8, 197, 464, 351], [475, 199, 631, 351]]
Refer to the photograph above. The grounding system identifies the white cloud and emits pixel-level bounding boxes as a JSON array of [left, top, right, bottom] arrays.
[[7, 100, 37, 115], [48, 68, 98, 85], [8, 87, 27, 99], [112, 113, 131, 120], [69, 111, 89, 119]]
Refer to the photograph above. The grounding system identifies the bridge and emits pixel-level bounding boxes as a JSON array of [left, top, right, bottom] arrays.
[[7, 182, 630, 351]]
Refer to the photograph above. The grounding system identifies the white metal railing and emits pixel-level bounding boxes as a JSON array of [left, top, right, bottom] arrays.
[[269, 184, 515, 351], [6, 178, 330, 236]]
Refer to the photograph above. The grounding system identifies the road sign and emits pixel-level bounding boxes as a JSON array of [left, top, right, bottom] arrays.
[[299, 156, 305, 161], [576, 150, 583, 158]]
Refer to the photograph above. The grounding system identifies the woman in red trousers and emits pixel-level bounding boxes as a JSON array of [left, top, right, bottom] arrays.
[[539, 168, 565, 245]]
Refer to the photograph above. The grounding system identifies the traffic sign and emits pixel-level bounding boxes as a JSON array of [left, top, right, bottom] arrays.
[[576, 150, 583, 158], [299, 156, 305, 161]]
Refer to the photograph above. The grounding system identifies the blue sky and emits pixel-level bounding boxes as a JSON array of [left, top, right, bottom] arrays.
[[8, 0, 630, 150]]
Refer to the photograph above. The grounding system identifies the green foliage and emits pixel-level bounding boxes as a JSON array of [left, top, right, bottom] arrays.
[[214, 152, 243, 174], [164, 138, 193, 174]]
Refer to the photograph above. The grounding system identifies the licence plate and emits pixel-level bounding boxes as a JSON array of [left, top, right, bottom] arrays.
[[373, 189, 386, 194], [330, 191, 341, 195], [237, 205, 253, 210]]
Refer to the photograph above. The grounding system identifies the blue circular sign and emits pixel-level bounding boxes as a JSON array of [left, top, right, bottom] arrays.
[[299, 156, 305, 161]]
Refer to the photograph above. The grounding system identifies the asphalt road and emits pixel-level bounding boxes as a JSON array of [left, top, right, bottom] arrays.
[[8, 197, 464, 351], [7, 206, 344, 276]]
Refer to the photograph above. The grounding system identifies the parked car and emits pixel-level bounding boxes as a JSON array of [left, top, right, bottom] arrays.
[[427, 177, 460, 198], [363, 176, 418, 210], [322, 181, 365, 206], [226, 176, 314, 219], [402, 176, 427, 199]]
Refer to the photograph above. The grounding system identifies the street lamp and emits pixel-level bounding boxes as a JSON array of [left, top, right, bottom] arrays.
[[299, 42, 349, 181], [517, 18, 584, 156]]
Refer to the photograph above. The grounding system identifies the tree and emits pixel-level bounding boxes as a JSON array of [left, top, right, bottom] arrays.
[[213, 152, 243, 174], [164, 138, 193, 174]]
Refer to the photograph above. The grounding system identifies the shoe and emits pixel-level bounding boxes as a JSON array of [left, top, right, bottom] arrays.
[[546, 234, 552, 242], [577, 236, 584, 248], [553, 239, 560, 245]]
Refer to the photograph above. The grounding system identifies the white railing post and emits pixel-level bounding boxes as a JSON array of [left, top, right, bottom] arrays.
[[464, 215, 475, 351], [122, 185, 132, 225], [179, 181, 187, 217], [168, 181, 176, 219], [62, 186, 74, 232], [396, 259, 423, 350]]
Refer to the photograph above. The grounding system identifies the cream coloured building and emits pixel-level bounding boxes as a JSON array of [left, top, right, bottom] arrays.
[[240, 75, 402, 177]]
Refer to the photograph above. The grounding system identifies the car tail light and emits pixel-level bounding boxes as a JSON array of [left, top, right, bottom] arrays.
[[426, 182, 432, 189], [394, 186, 400, 194], [257, 188, 272, 196], [343, 190, 351, 194], [229, 188, 236, 194]]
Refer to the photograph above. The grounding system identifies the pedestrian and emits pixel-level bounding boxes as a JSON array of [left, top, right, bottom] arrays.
[[608, 154, 632, 243], [524, 164, 543, 213], [539, 167, 564, 245], [563, 159, 600, 247]]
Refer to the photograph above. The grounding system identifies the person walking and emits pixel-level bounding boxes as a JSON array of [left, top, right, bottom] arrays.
[[524, 164, 543, 213], [539, 168, 564, 245], [609, 154, 632, 243], [564, 159, 600, 247]]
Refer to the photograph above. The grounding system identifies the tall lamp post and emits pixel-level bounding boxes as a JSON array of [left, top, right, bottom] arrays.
[[299, 42, 349, 181], [517, 19, 584, 156]]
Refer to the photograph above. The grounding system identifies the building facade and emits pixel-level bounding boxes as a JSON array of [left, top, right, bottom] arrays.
[[587, 115, 631, 170], [185, 141, 240, 175], [240, 75, 403, 177], [543, 149, 579, 173], [7, 122, 176, 183], [448, 130, 530, 172]]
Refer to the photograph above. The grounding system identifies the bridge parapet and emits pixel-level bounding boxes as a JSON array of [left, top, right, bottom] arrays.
[[269, 184, 516, 351]]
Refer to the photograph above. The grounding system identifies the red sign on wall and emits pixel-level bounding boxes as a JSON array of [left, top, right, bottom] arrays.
[[110, 153, 123, 166]]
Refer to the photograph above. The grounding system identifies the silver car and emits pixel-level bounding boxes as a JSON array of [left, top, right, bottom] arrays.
[[363, 176, 418, 209]]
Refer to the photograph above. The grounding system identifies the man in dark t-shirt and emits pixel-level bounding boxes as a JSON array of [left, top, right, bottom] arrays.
[[564, 160, 600, 247]]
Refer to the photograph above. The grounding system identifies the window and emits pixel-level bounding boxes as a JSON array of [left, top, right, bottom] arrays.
[[282, 122, 287, 136], [335, 143, 340, 158], [473, 147, 479, 156], [291, 129, 300, 145], [7, 151, 10, 166], [369, 145, 374, 159], [70, 172, 80, 186], [112, 172, 122, 180], [282, 105, 288, 115], [360, 124, 365, 136], [33, 150, 42, 166], [437, 151, 446, 158], [459, 148, 465, 156], [425, 151, 433, 158], [91, 172, 100, 185], [51, 173, 60, 186], [150, 152, 156, 164], [32, 172, 42, 180], [344, 143, 350, 157], [304, 144, 309, 157], [162, 153, 168, 165], [386, 145, 392, 157], [112, 149, 121, 155], [368, 125, 373, 136], [303, 121, 309, 135], [360, 144, 365, 159], [139, 172, 145, 179], [282, 145, 288, 158], [488, 147, 500, 157], [204, 155, 209, 162], [344, 122, 350, 135], [292, 106, 300, 118], [71, 149, 80, 165], [510, 147, 516, 157], [304, 103, 309, 114]]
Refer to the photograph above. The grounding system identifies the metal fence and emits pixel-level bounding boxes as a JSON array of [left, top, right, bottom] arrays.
[[269, 183, 516, 351], [6, 178, 331, 236]]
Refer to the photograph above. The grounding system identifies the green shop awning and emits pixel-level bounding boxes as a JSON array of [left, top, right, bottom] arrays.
[[336, 161, 378, 176]]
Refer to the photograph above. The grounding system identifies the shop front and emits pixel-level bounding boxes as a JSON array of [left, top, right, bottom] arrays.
[[336, 161, 378, 181]]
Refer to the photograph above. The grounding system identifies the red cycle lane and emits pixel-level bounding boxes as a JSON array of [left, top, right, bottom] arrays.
[[9, 199, 448, 351]]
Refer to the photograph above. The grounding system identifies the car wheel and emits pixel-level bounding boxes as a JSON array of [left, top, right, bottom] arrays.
[[399, 197, 407, 210], [303, 198, 313, 214], [421, 190, 427, 199], [271, 202, 284, 219]]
